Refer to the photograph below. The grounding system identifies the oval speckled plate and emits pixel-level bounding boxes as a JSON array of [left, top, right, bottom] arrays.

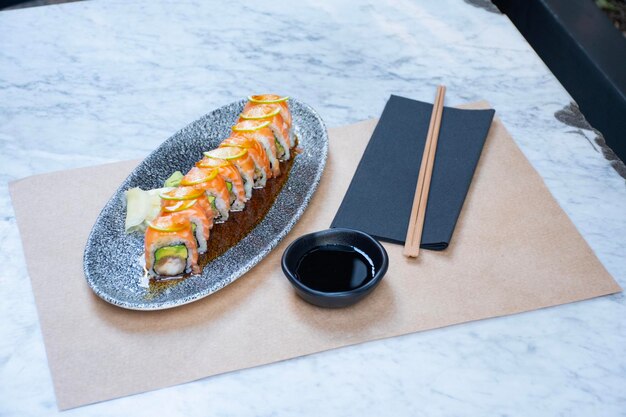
[[83, 98, 328, 310]]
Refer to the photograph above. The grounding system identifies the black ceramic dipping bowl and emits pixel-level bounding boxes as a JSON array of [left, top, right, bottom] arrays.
[[281, 228, 389, 308]]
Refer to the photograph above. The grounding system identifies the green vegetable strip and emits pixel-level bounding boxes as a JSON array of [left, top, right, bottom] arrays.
[[163, 171, 184, 187], [154, 245, 188, 261]]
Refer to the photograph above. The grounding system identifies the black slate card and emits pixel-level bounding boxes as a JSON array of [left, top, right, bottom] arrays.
[[331, 95, 495, 249]]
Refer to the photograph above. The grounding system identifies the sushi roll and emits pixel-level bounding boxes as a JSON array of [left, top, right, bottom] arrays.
[[161, 198, 213, 254], [245, 94, 292, 127], [179, 167, 231, 223], [231, 120, 282, 172], [204, 147, 255, 198], [196, 156, 247, 211], [245, 94, 293, 148], [192, 196, 215, 229], [221, 134, 271, 187], [145, 214, 199, 277], [239, 104, 291, 158], [235, 116, 290, 161], [127, 94, 307, 284]]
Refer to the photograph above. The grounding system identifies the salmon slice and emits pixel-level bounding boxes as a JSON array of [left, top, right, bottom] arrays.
[[232, 120, 281, 176], [161, 199, 213, 253], [197, 157, 246, 211], [204, 147, 255, 199], [180, 167, 231, 223], [222, 134, 271, 187], [245, 94, 292, 127]]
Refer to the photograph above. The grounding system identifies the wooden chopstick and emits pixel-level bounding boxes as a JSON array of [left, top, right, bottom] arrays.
[[403, 85, 446, 258]]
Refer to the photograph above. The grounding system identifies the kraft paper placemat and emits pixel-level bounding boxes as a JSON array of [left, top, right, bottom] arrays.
[[10, 102, 620, 410]]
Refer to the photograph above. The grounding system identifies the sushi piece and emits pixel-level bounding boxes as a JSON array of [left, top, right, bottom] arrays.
[[145, 214, 199, 277], [159, 185, 217, 222], [178, 167, 231, 223], [196, 156, 246, 211], [161, 198, 213, 254], [239, 104, 291, 157], [232, 120, 282, 173], [245, 94, 292, 127], [245, 94, 293, 149], [235, 113, 290, 161], [204, 147, 255, 198], [221, 134, 271, 187], [192, 195, 215, 229]]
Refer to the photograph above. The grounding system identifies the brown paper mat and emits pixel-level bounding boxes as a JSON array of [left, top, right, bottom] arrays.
[[10, 103, 620, 410]]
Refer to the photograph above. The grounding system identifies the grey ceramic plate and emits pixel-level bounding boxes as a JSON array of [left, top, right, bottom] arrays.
[[84, 98, 328, 310]]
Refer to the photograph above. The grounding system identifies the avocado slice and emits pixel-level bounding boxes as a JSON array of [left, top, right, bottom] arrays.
[[155, 245, 188, 261], [275, 138, 285, 156], [207, 195, 216, 209], [225, 181, 233, 192], [163, 171, 184, 187]]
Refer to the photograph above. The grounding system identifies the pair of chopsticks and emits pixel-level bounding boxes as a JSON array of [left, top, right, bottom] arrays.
[[403, 85, 446, 258]]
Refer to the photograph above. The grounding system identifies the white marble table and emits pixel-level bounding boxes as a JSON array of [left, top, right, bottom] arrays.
[[1, 0, 625, 415]]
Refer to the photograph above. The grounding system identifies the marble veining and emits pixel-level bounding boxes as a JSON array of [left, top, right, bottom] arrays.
[[1, 0, 625, 416], [463, 0, 502, 14], [555, 102, 626, 179]]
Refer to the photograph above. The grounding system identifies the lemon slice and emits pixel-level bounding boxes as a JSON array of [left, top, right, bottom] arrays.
[[147, 217, 188, 233], [232, 120, 270, 132], [204, 147, 247, 161], [159, 186, 204, 201], [240, 105, 281, 120], [180, 167, 218, 185], [162, 199, 198, 213], [248, 94, 289, 104]]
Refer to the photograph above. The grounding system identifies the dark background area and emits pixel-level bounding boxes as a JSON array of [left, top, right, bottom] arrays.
[[494, 0, 626, 162], [1, 0, 80, 8], [596, 0, 626, 35]]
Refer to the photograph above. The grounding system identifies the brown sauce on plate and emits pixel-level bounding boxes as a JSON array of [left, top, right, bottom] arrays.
[[147, 153, 297, 295]]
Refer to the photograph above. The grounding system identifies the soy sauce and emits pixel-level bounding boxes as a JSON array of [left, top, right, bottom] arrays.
[[295, 245, 375, 293]]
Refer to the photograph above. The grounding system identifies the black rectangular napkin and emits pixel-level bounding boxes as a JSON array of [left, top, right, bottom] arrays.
[[331, 95, 495, 249]]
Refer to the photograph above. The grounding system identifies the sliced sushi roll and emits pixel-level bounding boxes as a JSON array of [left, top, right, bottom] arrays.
[[205, 147, 255, 198], [161, 198, 213, 254], [245, 94, 293, 148], [235, 115, 290, 161], [192, 196, 215, 229], [221, 134, 271, 187], [158, 184, 219, 223], [178, 167, 231, 223], [240, 103, 291, 153], [245, 94, 292, 127], [196, 156, 246, 211], [230, 127, 279, 178], [145, 214, 199, 277], [232, 120, 282, 173]]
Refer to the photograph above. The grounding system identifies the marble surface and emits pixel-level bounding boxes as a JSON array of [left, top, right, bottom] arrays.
[[1, 0, 625, 415]]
